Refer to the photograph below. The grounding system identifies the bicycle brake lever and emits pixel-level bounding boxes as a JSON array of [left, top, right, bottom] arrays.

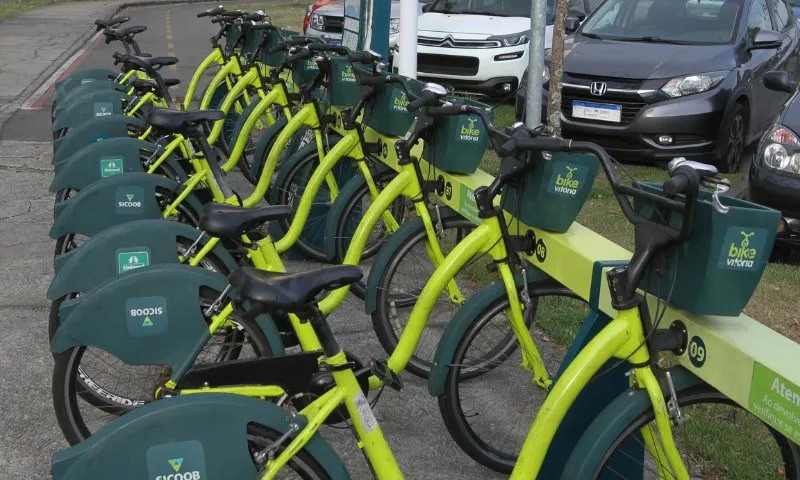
[[704, 178, 730, 215]]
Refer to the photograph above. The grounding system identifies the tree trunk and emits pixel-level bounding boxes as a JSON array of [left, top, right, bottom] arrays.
[[546, 0, 570, 136]]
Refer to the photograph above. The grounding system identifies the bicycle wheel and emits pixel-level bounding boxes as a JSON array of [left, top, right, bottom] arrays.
[[53, 287, 272, 445], [371, 217, 486, 378], [247, 424, 333, 479], [273, 144, 356, 263], [588, 384, 800, 479], [437, 287, 588, 473], [329, 168, 410, 300]]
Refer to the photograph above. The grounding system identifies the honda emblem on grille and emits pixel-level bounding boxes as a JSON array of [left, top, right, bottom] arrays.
[[590, 82, 607, 96]]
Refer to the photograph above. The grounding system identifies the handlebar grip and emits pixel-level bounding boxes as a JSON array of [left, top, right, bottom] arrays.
[[662, 167, 700, 197], [308, 43, 350, 56], [348, 50, 379, 65], [517, 136, 571, 152], [211, 16, 224, 23], [426, 104, 466, 116], [285, 49, 312, 64], [408, 91, 438, 112], [249, 23, 275, 30]]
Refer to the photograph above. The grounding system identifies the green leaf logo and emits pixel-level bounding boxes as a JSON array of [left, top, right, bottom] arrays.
[[126, 194, 134, 201], [168, 458, 183, 472]]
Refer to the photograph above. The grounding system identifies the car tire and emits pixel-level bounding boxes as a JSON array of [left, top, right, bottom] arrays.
[[716, 102, 748, 173]]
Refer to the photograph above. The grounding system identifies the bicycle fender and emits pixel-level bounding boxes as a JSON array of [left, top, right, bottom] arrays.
[[53, 81, 125, 117], [560, 366, 704, 479], [49, 173, 203, 239], [54, 68, 118, 98], [248, 116, 288, 180], [322, 163, 394, 261], [52, 90, 129, 132], [363, 205, 462, 315], [48, 219, 239, 299], [427, 268, 550, 397], [50, 264, 284, 362], [52, 115, 147, 164], [51, 394, 350, 480], [50, 138, 186, 192]]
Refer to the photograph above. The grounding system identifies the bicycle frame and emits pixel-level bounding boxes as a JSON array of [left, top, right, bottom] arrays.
[[183, 48, 226, 110]]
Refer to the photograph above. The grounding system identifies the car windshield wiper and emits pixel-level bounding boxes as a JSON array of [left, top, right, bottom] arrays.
[[582, 32, 603, 39], [626, 36, 686, 44]]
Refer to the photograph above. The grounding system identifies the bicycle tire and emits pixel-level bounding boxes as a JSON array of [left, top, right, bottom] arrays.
[[247, 424, 334, 479], [437, 285, 587, 473], [53, 286, 273, 445], [584, 384, 800, 479], [328, 168, 409, 300], [370, 217, 475, 378], [272, 143, 356, 263]]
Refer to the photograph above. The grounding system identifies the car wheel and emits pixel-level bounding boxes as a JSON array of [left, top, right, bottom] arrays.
[[717, 103, 747, 173]]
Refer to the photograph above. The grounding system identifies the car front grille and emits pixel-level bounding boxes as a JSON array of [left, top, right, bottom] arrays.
[[322, 16, 343, 33], [418, 54, 479, 76], [561, 91, 646, 125], [418, 36, 501, 48]]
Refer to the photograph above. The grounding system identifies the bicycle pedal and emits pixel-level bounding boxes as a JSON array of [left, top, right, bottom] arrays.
[[369, 359, 403, 391]]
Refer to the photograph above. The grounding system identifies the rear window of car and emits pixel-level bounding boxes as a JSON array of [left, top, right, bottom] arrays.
[[581, 0, 743, 44]]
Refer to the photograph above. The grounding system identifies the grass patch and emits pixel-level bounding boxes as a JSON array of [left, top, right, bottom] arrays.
[[233, 2, 309, 31], [0, 0, 67, 20]]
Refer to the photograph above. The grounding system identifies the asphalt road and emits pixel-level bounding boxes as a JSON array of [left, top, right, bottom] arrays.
[[0, 3, 545, 479]]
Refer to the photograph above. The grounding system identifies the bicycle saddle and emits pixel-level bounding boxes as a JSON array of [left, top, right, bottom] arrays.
[[95, 16, 129, 30], [145, 108, 224, 134], [104, 25, 147, 39], [128, 78, 180, 94], [121, 55, 178, 72], [229, 266, 363, 312], [199, 203, 294, 238]]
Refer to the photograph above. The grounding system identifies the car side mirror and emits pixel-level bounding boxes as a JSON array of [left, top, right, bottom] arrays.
[[568, 7, 586, 21], [749, 29, 783, 50], [565, 16, 581, 33], [764, 70, 798, 93]]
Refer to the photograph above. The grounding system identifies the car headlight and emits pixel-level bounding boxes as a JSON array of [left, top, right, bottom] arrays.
[[660, 71, 727, 98], [310, 13, 324, 30], [488, 31, 530, 47], [761, 126, 800, 174], [390, 18, 400, 34], [543, 66, 550, 84]]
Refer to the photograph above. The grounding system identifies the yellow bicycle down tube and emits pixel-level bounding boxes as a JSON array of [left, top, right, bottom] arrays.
[[200, 57, 243, 110], [220, 84, 292, 172], [272, 131, 360, 253], [207, 69, 258, 145], [243, 102, 319, 208], [509, 308, 688, 480], [183, 49, 224, 110]]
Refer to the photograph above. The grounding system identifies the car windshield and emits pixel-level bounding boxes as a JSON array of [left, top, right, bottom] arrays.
[[429, 0, 532, 17], [580, 0, 742, 44]]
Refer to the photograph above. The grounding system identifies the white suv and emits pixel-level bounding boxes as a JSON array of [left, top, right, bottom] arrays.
[[408, 0, 596, 98]]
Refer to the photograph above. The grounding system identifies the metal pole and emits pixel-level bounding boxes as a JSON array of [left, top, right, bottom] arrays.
[[398, 0, 419, 78], [526, 0, 547, 128]]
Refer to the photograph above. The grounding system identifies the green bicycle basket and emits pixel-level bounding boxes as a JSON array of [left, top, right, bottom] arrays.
[[290, 37, 327, 86], [361, 75, 424, 137], [422, 97, 493, 175], [501, 151, 600, 233], [327, 56, 363, 107], [633, 183, 780, 317], [224, 22, 245, 57], [257, 29, 300, 68]]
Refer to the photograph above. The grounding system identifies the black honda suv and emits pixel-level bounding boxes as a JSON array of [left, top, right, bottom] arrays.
[[517, 0, 800, 172]]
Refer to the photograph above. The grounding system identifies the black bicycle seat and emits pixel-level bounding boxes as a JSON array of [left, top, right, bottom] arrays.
[[199, 203, 294, 238], [145, 108, 224, 134], [105, 25, 147, 39], [95, 16, 129, 30], [121, 55, 178, 72], [229, 266, 363, 312], [128, 78, 180, 94]]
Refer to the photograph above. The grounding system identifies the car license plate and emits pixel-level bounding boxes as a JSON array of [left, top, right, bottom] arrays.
[[327, 39, 342, 46], [572, 101, 622, 123]]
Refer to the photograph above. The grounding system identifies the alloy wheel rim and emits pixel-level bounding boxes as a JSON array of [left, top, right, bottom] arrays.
[[727, 113, 744, 172]]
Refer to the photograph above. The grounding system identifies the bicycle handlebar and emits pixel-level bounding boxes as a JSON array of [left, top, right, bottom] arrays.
[[197, 5, 224, 17]]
